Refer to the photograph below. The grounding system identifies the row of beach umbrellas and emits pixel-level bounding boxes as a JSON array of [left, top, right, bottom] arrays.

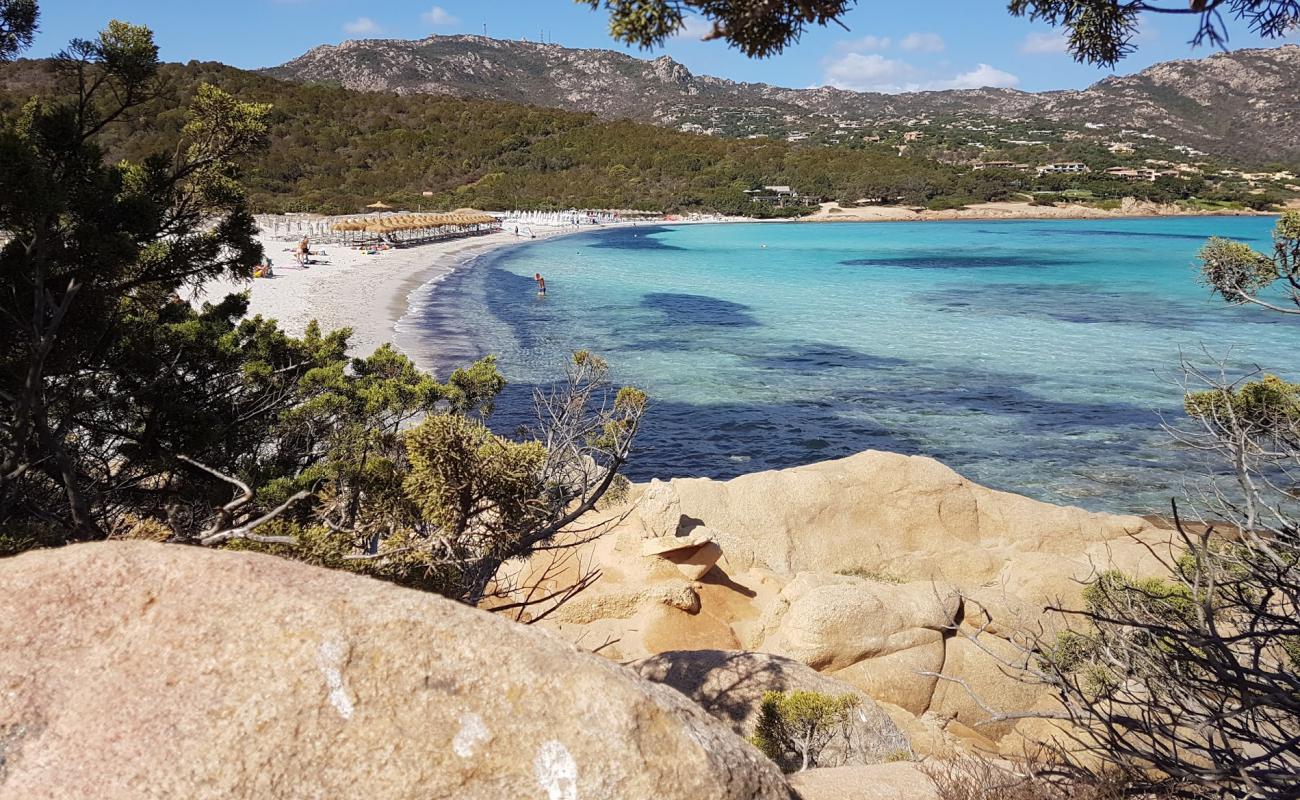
[[331, 210, 497, 234]]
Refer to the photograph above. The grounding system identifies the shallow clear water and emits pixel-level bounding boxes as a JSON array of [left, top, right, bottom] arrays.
[[404, 217, 1294, 514]]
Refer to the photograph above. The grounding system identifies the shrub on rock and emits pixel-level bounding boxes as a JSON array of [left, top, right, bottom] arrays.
[[751, 690, 861, 773]]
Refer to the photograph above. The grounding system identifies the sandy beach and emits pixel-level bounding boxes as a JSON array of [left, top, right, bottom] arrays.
[[194, 226, 585, 362]]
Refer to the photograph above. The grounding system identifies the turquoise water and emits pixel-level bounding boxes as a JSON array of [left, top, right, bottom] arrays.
[[406, 217, 1292, 513]]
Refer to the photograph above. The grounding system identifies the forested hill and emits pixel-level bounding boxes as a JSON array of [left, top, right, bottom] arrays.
[[266, 36, 1300, 166], [0, 59, 1021, 215]]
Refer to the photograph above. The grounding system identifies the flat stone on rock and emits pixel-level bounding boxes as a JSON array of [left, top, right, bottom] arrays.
[[641, 532, 714, 557], [666, 540, 724, 581]]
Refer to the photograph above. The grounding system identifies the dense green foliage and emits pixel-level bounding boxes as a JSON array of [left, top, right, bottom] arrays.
[[0, 17, 645, 609], [0, 58, 1038, 215], [582, 0, 854, 57], [0, 20, 272, 539], [1008, 0, 1300, 66], [0, 0, 36, 61]]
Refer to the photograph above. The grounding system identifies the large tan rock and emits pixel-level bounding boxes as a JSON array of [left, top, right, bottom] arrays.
[[929, 635, 1046, 737], [873, 701, 999, 760], [753, 573, 958, 713], [0, 542, 792, 800], [659, 450, 1169, 615], [667, 540, 724, 580], [829, 640, 946, 715], [631, 650, 911, 765], [641, 532, 715, 556], [787, 763, 938, 800], [520, 451, 1174, 747], [757, 573, 960, 670]]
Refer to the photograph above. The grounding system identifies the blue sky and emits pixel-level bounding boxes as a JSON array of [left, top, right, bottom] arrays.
[[29, 1, 1299, 93]]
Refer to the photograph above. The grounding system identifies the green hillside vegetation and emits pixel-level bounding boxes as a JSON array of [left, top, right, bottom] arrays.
[[0, 58, 1279, 215], [0, 58, 1017, 214]]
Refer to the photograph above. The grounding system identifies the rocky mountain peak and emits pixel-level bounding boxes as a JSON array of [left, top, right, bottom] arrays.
[[263, 36, 1300, 164], [649, 54, 693, 85]]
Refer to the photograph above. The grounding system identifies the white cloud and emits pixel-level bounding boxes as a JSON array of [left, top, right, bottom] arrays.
[[933, 63, 1020, 90], [1133, 19, 1161, 45], [836, 34, 891, 51], [899, 32, 945, 53], [1021, 30, 1069, 54], [822, 52, 919, 93], [422, 6, 458, 26], [673, 15, 715, 40], [343, 17, 381, 35], [823, 49, 1019, 93]]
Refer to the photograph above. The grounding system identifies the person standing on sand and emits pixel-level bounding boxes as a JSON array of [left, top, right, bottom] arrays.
[[534, 273, 546, 295]]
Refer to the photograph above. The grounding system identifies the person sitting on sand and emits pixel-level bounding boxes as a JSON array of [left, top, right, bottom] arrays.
[[534, 273, 546, 295]]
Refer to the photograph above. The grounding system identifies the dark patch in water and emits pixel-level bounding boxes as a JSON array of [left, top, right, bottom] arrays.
[[1035, 228, 1214, 242], [588, 225, 684, 251], [640, 293, 760, 327], [919, 283, 1283, 329], [743, 342, 910, 371], [973, 227, 1215, 242], [473, 360, 1183, 511], [842, 252, 1076, 270]]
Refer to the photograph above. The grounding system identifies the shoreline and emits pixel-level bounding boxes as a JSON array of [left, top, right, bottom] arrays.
[[193, 224, 594, 364], [196, 206, 1280, 368], [798, 199, 1283, 224]]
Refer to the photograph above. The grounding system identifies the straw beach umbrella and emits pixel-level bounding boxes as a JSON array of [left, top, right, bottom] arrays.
[[328, 209, 498, 247]]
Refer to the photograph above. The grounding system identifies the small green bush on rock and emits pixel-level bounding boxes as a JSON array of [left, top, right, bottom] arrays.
[[749, 690, 860, 773]]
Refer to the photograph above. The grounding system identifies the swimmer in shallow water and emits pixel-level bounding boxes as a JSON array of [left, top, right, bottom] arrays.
[[534, 273, 546, 295]]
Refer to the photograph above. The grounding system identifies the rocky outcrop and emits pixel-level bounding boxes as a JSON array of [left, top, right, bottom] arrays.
[[631, 650, 911, 765], [0, 542, 792, 800], [524, 451, 1174, 747], [662, 450, 1165, 615]]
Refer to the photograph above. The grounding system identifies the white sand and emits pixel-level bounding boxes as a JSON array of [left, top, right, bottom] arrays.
[[194, 226, 580, 362]]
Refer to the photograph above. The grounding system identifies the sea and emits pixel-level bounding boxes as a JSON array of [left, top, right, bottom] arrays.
[[400, 216, 1292, 514]]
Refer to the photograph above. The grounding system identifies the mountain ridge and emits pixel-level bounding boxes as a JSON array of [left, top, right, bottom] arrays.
[[264, 36, 1300, 165]]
